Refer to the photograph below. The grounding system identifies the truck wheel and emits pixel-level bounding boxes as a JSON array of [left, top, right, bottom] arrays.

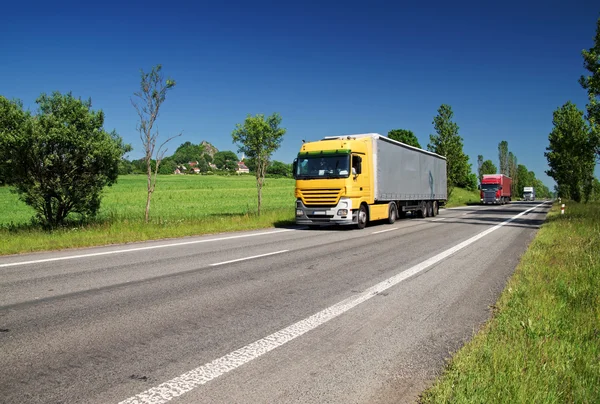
[[357, 205, 368, 229], [388, 203, 397, 224], [432, 201, 438, 217], [426, 201, 433, 217], [417, 202, 427, 218]]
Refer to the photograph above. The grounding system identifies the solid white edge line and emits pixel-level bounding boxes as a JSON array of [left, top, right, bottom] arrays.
[[0, 229, 295, 268], [371, 228, 398, 234], [209, 250, 289, 266], [119, 202, 548, 404], [431, 218, 446, 221]]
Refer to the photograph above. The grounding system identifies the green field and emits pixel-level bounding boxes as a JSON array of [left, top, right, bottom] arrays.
[[1, 175, 478, 255], [0, 175, 296, 255], [421, 202, 600, 403]]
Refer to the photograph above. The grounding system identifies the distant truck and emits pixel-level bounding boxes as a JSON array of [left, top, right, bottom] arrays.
[[480, 174, 512, 204], [523, 186, 535, 201], [293, 133, 447, 229]]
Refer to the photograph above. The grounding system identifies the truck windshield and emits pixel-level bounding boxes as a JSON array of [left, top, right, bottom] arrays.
[[481, 184, 499, 191], [295, 155, 350, 179]]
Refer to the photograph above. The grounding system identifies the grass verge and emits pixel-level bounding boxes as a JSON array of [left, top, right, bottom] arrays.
[[446, 187, 480, 207], [420, 201, 600, 403]]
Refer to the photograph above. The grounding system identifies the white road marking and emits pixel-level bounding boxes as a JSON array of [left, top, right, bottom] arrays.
[[431, 218, 446, 221], [371, 228, 398, 234], [119, 202, 548, 404], [210, 250, 289, 266], [0, 229, 295, 268]]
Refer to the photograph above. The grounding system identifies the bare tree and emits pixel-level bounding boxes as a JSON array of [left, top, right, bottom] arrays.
[[131, 65, 181, 222]]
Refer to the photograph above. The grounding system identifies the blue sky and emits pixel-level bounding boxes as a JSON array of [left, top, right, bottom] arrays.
[[1, 0, 599, 188]]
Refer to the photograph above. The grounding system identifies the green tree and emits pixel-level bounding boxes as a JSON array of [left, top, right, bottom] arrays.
[[508, 151, 518, 196], [0, 93, 126, 228], [427, 104, 470, 197], [545, 101, 596, 202], [267, 160, 292, 177], [498, 141, 509, 176], [132, 64, 181, 223], [388, 129, 421, 148], [232, 113, 286, 215], [516, 164, 533, 198], [481, 160, 497, 176], [172, 141, 205, 164], [579, 17, 600, 160], [213, 151, 239, 171]]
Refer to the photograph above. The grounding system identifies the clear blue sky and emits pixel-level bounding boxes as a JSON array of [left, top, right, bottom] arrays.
[[2, 0, 599, 188]]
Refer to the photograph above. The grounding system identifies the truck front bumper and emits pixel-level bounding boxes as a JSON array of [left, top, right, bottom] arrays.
[[295, 198, 355, 226]]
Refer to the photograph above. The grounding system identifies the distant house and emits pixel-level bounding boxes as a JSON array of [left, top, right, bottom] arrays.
[[208, 163, 218, 171], [236, 161, 249, 174], [192, 167, 200, 174]]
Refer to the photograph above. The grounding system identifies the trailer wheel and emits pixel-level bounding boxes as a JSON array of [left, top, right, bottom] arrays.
[[417, 202, 427, 218], [388, 202, 397, 224], [357, 204, 368, 229], [426, 201, 433, 217], [432, 201, 438, 217]]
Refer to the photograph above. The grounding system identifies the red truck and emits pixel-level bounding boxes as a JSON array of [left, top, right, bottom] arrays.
[[480, 174, 512, 204]]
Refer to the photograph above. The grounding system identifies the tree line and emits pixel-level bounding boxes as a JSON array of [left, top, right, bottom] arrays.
[[387, 108, 552, 199], [545, 18, 600, 203]]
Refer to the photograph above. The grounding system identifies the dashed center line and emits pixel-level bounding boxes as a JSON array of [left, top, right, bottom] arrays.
[[210, 250, 289, 266], [371, 228, 398, 234]]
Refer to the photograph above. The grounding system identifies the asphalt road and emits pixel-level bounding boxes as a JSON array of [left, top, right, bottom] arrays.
[[0, 201, 550, 404]]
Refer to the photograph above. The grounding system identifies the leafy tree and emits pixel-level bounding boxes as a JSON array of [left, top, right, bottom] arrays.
[[0, 93, 126, 228], [498, 140, 509, 176], [213, 151, 239, 171], [481, 160, 497, 176], [172, 141, 205, 164], [196, 156, 209, 173], [427, 104, 470, 197], [545, 101, 596, 202], [131, 64, 181, 223], [516, 164, 533, 197], [267, 161, 292, 177], [579, 17, 600, 160], [388, 129, 421, 148], [232, 113, 286, 215], [508, 151, 518, 196], [158, 157, 177, 174]]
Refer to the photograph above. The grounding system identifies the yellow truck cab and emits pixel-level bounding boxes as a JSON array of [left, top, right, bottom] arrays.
[[293, 133, 447, 229]]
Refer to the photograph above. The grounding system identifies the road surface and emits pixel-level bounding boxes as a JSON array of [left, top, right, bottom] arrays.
[[0, 201, 550, 403]]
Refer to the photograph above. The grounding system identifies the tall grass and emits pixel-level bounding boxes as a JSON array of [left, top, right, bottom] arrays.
[[421, 202, 600, 403]]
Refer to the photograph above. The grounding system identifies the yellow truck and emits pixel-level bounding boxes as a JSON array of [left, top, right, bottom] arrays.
[[293, 133, 447, 229]]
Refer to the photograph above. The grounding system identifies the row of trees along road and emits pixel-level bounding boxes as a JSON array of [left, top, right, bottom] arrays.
[[545, 17, 600, 202], [388, 107, 553, 199]]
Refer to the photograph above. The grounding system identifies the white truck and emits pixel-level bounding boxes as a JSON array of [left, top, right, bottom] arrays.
[[523, 186, 535, 201]]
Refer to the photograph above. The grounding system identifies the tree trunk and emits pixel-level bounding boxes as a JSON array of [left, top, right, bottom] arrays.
[[145, 160, 152, 223]]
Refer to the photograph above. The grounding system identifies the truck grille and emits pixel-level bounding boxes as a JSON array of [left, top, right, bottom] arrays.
[[484, 191, 497, 202], [299, 188, 342, 206]]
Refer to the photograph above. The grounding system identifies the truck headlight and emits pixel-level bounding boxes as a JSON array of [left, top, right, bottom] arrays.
[[296, 209, 303, 217], [337, 209, 348, 216]]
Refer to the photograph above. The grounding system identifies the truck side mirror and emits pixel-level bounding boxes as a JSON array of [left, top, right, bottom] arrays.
[[292, 159, 298, 179]]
